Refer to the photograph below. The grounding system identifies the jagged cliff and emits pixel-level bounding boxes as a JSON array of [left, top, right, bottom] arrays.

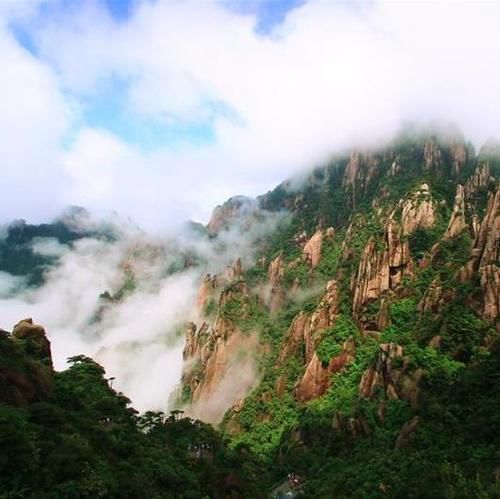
[[176, 128, 500, 496]]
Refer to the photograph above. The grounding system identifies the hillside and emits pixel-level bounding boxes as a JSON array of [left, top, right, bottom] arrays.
[[179, 127, 500, 497], [0, 127, 499, 498]]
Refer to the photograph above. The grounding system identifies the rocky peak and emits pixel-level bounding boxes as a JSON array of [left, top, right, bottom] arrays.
[[12, 318, 52, 364], [443, 184, 467, 240], [353, 220, 412, 322], [450, 140, 468, 176], [1, 319, 54, 407], [465, 163, 493, 198], [268, 253, 284, 288], [229, 258, 243, 280], [342, 151, 379, 188], [309, 280, 339, 334], [343, 151, 363, 186], [479, 137, 500, 158], [424, 138, 443, 170], [458, 188, 499, 323], [303, 229, 323, 268], [196, 274, 217, 312], [268, 253, 285, 312], [295, 339, 355, 403], [401, 183, 436, 235], [277, 311, 310, 364], [207, 196, 256, 234]]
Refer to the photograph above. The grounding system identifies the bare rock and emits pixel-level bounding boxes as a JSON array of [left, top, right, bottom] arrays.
[[465, 162, 493, 198], [443, 184, 467, 240], [207, 196, 255, 234], [417, 279, 444, 314], [458, 188, 499, 323], [359, 343, 422, 408], [277, 312, 310, 365], [303, 229, 323, 268], [353, 221, 412, 320], [309, 280, 339, 336], [401, 184, 436, 235], [196, 274, 217, 312], [295, 339, 355, 403], [268, 253, 286, 312], [424, 139, 442, 170]]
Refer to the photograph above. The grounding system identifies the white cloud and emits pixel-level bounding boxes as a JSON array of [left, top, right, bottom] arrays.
[[1, 0, 500, 229]]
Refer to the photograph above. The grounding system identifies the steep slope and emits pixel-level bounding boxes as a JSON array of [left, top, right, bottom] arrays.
[[178, 127, 500, 497], [0, 320, 265, 498]]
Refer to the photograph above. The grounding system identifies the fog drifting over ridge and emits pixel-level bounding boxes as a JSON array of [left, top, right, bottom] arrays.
[[0, 209, 284, 412], [1, 0, 500, 229]]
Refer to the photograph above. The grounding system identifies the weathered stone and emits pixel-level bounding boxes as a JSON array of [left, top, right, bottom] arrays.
[[277, 312, 310, 365], [309, 280, 339, 337], [443, 184, 467, 240], [353, 221, 412, 320], [295, 339, 355, 403], [418, 279, 444, 314], [457, 188, 499, 324], [401, 184, 436, 235], [207, 196, 255, 234], [465, 162, 492, 198], [268, 253, 285, 312], [196, 274, 217, 312], [12, 318, 52, 363], [303, 229, 323, 268], [1, 319, 54, 407], [424, 139, 442, 170]]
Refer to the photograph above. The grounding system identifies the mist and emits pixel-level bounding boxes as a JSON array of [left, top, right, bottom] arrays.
[[1, 1, 500, 228], [0, 208, 284, 413]]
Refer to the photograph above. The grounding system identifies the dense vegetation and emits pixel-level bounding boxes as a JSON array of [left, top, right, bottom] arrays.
[[210, 130, 500, 497], [0, 330, 265, 498]]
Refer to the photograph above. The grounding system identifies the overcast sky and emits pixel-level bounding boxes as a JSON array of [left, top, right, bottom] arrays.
[[1, 0, 500, 231]]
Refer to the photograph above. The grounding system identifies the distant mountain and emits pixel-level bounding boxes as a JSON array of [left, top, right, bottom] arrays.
[[0, 207, 117, 286]]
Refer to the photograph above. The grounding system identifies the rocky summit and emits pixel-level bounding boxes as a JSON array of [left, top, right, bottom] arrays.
[[177, 127, 500, 496]]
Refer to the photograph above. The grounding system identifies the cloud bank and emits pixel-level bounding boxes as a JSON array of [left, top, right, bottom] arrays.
[[1, 0, 499, 229], [0, 208, 283, 412]]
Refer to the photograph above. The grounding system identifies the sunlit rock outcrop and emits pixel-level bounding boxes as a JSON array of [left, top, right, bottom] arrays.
[[401, 183, 436, 235], [353, 220, 412, 321], [458, 188, 500, 324], [196, 274, 217, 312], [295, 339, 355, 403], [207, 196, 256, 234], [443, 184, 467, 240], [268, 253, 285, 312], [303, 229, 323, 268]]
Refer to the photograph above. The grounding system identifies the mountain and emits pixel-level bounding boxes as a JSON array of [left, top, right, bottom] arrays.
[[0, 207, 119, 286], [178, 127, 500, 496], [0, 127, 499, 498]]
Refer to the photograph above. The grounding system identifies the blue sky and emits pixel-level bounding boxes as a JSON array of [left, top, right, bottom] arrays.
[[1, 0, 500, 229], [10, 0, 306, 154]]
